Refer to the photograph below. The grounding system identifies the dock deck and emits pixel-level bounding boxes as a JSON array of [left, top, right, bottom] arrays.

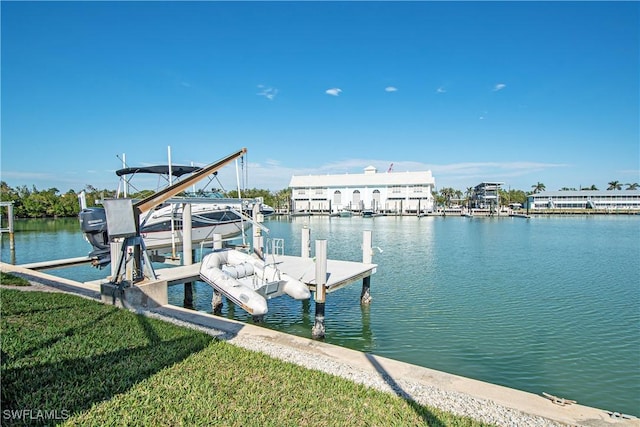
[[268, 255, 376, 292], [142, 255, 376, 293]]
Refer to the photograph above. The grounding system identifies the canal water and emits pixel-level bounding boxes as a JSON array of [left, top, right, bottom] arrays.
[[2, 215, 639, 416]]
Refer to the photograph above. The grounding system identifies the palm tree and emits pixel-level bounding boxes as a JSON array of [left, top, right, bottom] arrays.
[[583, 184, 598, 191], [531, 182, 546, 194], [439, 187, 455, 207], [465, 187, 474, 208], [454, 190, 462, 204], [607, 181, 622, 190], [625, 182, 639, 190]]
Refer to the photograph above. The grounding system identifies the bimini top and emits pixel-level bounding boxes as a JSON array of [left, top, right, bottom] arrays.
[[115, 165, 204, 178]]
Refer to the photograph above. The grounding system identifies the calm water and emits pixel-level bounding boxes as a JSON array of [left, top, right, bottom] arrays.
[[2, 215, 639, 416]]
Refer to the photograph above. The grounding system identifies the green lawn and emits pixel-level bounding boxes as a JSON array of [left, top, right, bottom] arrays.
[[1, 271, 30, 286], [1, 286, 491, 426]]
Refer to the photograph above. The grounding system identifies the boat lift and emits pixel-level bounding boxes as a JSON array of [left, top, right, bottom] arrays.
[[104, 148, 248, 286]]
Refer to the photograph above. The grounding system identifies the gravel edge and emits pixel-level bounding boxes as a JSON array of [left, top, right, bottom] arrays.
[[1, 280, 565, 427]]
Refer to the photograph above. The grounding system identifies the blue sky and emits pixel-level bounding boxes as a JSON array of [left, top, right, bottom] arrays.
[[2, 1, 638, 194]]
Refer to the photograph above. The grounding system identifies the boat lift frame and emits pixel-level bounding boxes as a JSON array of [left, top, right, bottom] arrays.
[[105, 148, 248, 285]]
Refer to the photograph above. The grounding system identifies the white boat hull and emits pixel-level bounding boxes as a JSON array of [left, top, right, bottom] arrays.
[[140, 220, 249, 250], [139, 203, 250, 250]]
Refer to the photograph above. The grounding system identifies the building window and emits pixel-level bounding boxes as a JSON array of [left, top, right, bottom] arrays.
[[372, 190, 381, 210], [391, 185, 402, 194], [333, 190, 342, 205], [352, 190, 361, 207]]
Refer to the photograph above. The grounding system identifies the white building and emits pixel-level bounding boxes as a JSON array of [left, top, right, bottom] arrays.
[[289, 166, 436, 215], [471, 182, 504, 210], [526, 190, 640, 211]]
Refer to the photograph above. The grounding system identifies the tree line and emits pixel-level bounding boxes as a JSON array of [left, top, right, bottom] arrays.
[[0, 181, 292, 219], [1, 179, 637, 219]]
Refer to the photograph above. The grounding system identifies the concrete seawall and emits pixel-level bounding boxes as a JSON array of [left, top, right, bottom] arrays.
[[1, 262, 637, 427]]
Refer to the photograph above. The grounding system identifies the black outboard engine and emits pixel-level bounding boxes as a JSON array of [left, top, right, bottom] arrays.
[[78, 207, 111, 268]]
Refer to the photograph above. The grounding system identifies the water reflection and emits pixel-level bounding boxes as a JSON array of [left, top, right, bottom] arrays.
[[2, 215, 639, 416]]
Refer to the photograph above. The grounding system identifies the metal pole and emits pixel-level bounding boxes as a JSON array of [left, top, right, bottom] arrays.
[[312, 239, 327, 339], [123, 153, 128, 198]]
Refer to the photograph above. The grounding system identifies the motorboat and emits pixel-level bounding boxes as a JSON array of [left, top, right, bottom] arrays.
[[330, 209, 353, 217], [78, 164, 271, 268], [199, 248, 311, 316]]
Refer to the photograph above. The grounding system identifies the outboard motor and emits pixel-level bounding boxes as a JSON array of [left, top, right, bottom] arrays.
[[78, 207, 111, 268]]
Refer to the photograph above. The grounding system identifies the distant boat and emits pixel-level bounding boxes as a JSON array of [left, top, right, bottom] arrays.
[[330, 209, 353, 217], [362, 210, 374, 218]]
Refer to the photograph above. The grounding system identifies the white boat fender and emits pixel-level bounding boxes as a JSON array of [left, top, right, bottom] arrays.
[[221, 262, 255, 279], [280, 273, 311, 300]]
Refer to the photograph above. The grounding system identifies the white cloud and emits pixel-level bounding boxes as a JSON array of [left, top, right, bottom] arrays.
[[163, 156, 570, 193], [325, 88, 342, 96], [436, 87, 446, 93], [257, 85, 278, 100], [493, 83, 506, 92], [384, 86, 398, 92]]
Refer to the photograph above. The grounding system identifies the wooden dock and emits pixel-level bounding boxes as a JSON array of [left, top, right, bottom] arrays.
[[141, 255, 376, 292], [19, 256, 95, 271], [10, 225, 378, 339], [267, 255, 376, 293]]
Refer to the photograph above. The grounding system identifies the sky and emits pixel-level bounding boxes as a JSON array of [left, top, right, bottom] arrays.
[[1, 1, 639, 194]]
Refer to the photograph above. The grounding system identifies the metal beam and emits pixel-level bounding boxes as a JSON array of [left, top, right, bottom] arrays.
[[133, 148, 247, 215]]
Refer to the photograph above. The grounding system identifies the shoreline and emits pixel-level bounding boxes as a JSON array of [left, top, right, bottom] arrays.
[[1, 262, 637, 427], [280, 209, 640, 217]]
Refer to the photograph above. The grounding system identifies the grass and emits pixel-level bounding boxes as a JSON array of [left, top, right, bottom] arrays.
[[1, 289, 491, 426], [1, 271, 30, 286]]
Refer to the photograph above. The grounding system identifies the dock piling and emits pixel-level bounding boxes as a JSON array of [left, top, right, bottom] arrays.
[[213, 233, 223, 250], [311, 239, 327, 339], [361, 230, 373, 304], [183, 203, 195, 309], [1, 202, 16, 252], [252, 203, 264, 258], [301, 226, 310, 258], [8, 203, 15, 251], [212, 291, 223, 314], [184, 282, 194, 309]]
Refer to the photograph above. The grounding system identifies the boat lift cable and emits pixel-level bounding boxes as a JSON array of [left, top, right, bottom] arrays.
[[228, 208, 270, 234], [242, 154, 248, 191]]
